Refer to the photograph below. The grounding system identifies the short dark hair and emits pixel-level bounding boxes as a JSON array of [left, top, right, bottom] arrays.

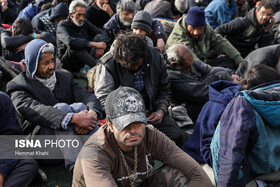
[[12, 18, 33, 36], [113, 33, 148, 69], [256, 0, 274, 12], [241, 64, 280, 90]]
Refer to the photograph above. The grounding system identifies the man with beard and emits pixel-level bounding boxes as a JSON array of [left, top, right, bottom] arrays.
[[73, 87, 212, 187], [103, 0, 166, 52], [56, 0, 107, 73], [6, 39, 104, 171], [94, 33, 185, 148], [166, 6, 243, 69], [215, 0, 274, 58]]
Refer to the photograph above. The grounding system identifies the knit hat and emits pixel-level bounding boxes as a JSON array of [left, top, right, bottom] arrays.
[[131, 11, 153, 33], [185, 7, 206, 27], [105, 87, 147, 131]]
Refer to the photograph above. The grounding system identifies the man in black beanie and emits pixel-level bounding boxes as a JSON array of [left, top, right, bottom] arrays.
[[166, 6, 243, 70]]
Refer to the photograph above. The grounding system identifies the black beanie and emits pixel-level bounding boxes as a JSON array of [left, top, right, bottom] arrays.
[[185, 6, 206, 27], [131, 11, 153, 33]]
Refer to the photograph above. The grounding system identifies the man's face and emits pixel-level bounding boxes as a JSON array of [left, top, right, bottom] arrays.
[[95, 0, 109, 9], [133, 28, 148, 36], [187, 25, 205, 39], [70, 6, 86, 27], [180, 53, 193, 72], [119, 10, 135, 27], [35, 53, 55, 79], [120, 58, 144, 71], [255, 7, 273, 25], [111, 122, 146, 151]]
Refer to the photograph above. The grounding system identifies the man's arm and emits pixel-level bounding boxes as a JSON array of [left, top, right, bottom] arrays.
[[214, 17, 243, 36], [1, 30, 33, 50]]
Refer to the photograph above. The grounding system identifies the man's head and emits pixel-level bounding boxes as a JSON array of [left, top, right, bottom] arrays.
[[49, 2, 69, 24], [113, 33, 148, 71], [105, 87, 147, 151], [116, 0, 136, 27], [131, 10, 153, 36], [255, 0, 273, 25], [69, 0, 87, 27], [185, 7, 206, 40], [94, 0, 109, 9], [241, 64, 280, 90], [12, 18, 33, 36], [166, 44, 193, 73], [25, 39, 55, 79]]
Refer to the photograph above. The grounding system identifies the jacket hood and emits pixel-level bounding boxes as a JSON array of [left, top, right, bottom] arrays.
[[240, 80, 280, 128], [247, 8, 258, 26], [209, 80, 241, 105], [25, 39, 48, 78], [49, 2, 68, 21]]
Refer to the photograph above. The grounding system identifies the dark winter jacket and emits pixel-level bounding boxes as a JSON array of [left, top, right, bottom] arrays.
[[95, 47, 170, 115], [0, 92, 22, 177], [236, 44, 280, 77], [86, 3, 111, 29], [183, 80, 241, 166], [31, 2, 68, 36], [215, 8, 273, 58], [6, 39, 104, 135]]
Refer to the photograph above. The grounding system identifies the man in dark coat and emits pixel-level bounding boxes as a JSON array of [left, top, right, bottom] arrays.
[[6, 39, 104, 171]]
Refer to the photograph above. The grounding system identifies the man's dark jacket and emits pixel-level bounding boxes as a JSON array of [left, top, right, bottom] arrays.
[[6, 71, 104, 135], [215, 8, 272, 57]]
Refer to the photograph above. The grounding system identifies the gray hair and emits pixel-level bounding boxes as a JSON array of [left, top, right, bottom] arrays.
[[166, 44, 192, 67], [116, 0, 136, 14], [39, 43, 55, 60], [69, 0, 87, 14]]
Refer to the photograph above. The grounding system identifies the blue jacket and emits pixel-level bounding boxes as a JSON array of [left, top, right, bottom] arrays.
[[205, 0, 237, 29], [0, 92, 22, 177], [212, 80, 280, 186], [183, 80, 241, 166]]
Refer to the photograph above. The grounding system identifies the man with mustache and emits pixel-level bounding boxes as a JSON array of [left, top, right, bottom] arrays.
[[215, 0, 274, 58], [103, 0, 166, 52], [95, 33, 184, 148], [166, 6, 243, 70], [73, 86, 212, 187], [56, 0, 107, 73], [6, 39, 104, 171]]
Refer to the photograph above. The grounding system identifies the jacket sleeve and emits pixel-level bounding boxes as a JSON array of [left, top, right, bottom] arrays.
[[214, 17, 244, 37], [94, 62, 116, 109], [56, 21, 90, 50], [154, 54, 171, 114], [218, 96, 256, 186], [151, 127, 212, 187], [1, 30, 33, 50], [152, 19, 164, 39]]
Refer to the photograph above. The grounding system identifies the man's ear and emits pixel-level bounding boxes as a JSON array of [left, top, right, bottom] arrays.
[[69, 13, 73, 19]]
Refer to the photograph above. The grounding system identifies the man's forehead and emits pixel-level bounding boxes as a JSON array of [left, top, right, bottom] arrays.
[[75, 6, 86, 12], [121, 10, 134, 14]]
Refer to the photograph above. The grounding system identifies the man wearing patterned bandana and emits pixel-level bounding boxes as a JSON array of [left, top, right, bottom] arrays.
[[73, 86, 212, 187]]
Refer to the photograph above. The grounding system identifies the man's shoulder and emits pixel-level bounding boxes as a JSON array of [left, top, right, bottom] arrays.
[[103, 13, 118, 29]]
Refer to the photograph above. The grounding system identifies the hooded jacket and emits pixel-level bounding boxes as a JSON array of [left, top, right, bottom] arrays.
[[183, 80, 241, 166], [213, 81, 280, 186], [166, 15, 243, 65], [6, 39, 103, 135], [215, 8, 273, 58], [32, 2, 69, 36]]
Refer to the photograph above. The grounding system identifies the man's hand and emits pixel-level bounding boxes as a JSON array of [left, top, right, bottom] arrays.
[[156, 38, 165, 53], [1, 0, 8, 10], [70, 110, 97, 131], [74, 126, 90, 135], [95, 48, 105, 58], [147, 110, 164, 125], [231, 74, 241, 84], [102, 4, 114, 17], [264, 17, 275, 32], [0, 173, 5, 187], [89, 42, 107, 50]]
